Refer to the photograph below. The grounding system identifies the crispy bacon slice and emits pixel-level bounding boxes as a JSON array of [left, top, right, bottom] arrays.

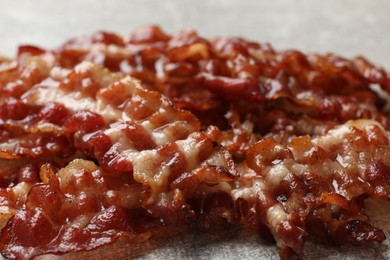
[[52, 26, 390, 133], [0, 159, 145, 259], [235, 119, 389, 258], [0, 56, 237, 258]]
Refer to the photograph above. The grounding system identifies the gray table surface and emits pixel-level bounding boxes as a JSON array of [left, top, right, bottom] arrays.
[[1, 1, 390, 259], [1, 0, 389, 69]]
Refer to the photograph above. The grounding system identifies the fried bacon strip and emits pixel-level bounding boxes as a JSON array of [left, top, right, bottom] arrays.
[[53, 26, 390, 132], [235, 119, 389, 258], [0, 57, 237, 258], [1, 26, 390, 259]]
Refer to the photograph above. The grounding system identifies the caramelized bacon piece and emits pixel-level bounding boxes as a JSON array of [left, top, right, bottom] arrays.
[[0, 56, 237, 258], [52, 26, 390, 134], [77, 77, 200, 173], [235, 119, 389, 258], [0, 159, 146, 259]]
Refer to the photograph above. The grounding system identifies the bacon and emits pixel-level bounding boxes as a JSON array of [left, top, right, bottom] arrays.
[[235, 119, 389, 258], [1, 26, 390, 259], [0, 159, 147, 259], [0, 53, 235, 258], [51, 26, 390, 132]]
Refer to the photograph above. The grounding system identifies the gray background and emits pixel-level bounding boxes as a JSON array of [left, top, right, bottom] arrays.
[[2, 0, 390, 259], [0, 0, 389, 69]]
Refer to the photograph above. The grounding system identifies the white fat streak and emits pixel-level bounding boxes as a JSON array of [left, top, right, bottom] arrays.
[[319, 160, 341, 178], [132, 150, 159, 184], [289, 163, 307, 176], [74, 61, 95, 73], [34, 122, 62, 132], [84, 43, 132, 59], [23, 61, 138, 123], [23, 87, 121, 122], [267, 204, 288, 230], [0, 205, 13, 216], [371, 84, 390, 113], [50, 66, 71, 80], [0, 138, 24, 153], [152, 164, 171, 186], [143, 120, 195, 147], [313, 119, 385, 149], [132, 134, 217, 203], [140, 103, 181, 146], [314, 119, 387, 177], [0, 182, 33, 230], [336, 154, 348, 168], [11, 182, 33, 198], [70, 213, 95, 228], [266, 164, 290, 188], [202, 149, 227, 168], [104, 123, 134, 153], [132, 149, 173, 204], [232, 179, 266, 201], [187, 43, 209, 59], [141, 120, 172, 146], [57, 159, 99, 189], [0, 60, 17, 72], [176, 135, 201, 171], [103, 122, 150, 164]]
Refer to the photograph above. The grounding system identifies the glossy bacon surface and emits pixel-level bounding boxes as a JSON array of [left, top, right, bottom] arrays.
[[0, 54, 236, 258], [1, 26, 390, 259]]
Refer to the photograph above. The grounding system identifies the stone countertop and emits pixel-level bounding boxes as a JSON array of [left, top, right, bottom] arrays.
[[2, 1, 390, 259], [0, 0, 389, 69]]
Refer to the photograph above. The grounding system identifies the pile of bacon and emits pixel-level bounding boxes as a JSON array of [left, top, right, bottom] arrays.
[[1, 26, 390, 259]]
